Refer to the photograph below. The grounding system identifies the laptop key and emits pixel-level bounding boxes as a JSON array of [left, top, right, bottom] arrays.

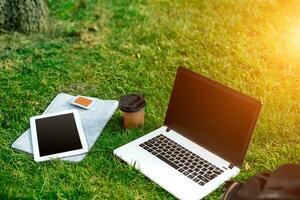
[[156, 154, 179, 169], [144, 146, 150, 150], [189, 165, 195, 169], [193, 178, 199, 182], [192, 172, 198, 176], [214, 170, 222, 175], [199, 176, 209, 183], [178, 168, 185, 172], [188, 175, 194, 179], [198, 181, 205, 186], [140, 143, 145, 147], [204, 174, 213, 180], [209, 174, 217, 179], [183, 171, 189, 175], [149, 149, 155, 153]]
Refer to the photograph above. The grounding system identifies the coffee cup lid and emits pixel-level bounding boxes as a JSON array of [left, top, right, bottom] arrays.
[[119, 94, 146, 113]]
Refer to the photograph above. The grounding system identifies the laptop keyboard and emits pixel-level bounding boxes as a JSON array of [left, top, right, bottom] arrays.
[[139, 134, 224, 186]]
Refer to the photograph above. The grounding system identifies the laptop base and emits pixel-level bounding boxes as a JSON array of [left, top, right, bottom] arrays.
[[114, 126, 240, 200]]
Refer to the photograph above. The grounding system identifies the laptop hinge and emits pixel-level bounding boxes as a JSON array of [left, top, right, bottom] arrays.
[[166, 127, 171, 132], [229, 163, 234, 169]]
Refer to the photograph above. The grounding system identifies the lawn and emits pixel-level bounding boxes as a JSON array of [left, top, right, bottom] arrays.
[[0, 0, 299, 199]]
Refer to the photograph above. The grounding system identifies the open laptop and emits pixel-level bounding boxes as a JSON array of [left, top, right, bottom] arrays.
[[114, 66, 261, 200]]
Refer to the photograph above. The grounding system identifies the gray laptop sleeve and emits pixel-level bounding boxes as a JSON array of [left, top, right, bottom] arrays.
[[12, 93, 118, 163]]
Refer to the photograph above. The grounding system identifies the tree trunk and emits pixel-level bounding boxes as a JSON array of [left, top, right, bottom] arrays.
[[0, 0, 49, 34]]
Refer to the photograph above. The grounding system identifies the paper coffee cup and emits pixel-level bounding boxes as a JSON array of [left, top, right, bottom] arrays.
[[119, 94, 146, 129]]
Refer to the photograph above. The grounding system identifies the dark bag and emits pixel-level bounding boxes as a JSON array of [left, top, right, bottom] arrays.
[[222, 164, 300, 200]]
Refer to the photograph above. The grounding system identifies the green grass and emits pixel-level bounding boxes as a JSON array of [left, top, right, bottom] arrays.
[[1, 0, 300, 199]]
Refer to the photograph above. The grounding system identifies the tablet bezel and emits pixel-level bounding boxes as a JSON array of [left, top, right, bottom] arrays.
[[30, 109, 88, 162]]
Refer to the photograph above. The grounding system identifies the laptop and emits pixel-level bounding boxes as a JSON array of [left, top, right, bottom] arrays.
[[114, 66, 262, 200]]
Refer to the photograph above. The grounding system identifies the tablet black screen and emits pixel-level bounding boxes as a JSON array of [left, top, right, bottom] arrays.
[[35, 113, 83, 156]]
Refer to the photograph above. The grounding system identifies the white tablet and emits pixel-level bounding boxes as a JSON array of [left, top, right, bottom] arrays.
[[30, 109, 88, 162]]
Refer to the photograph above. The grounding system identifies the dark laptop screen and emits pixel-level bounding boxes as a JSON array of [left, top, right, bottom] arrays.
[[164, 67, 261, 166]]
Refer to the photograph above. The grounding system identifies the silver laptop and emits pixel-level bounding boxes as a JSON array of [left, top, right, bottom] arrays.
[[114, 66, 261, 200]]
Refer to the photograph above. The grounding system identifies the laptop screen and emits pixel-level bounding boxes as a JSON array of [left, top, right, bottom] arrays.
[[164, 67, 261, 167]]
